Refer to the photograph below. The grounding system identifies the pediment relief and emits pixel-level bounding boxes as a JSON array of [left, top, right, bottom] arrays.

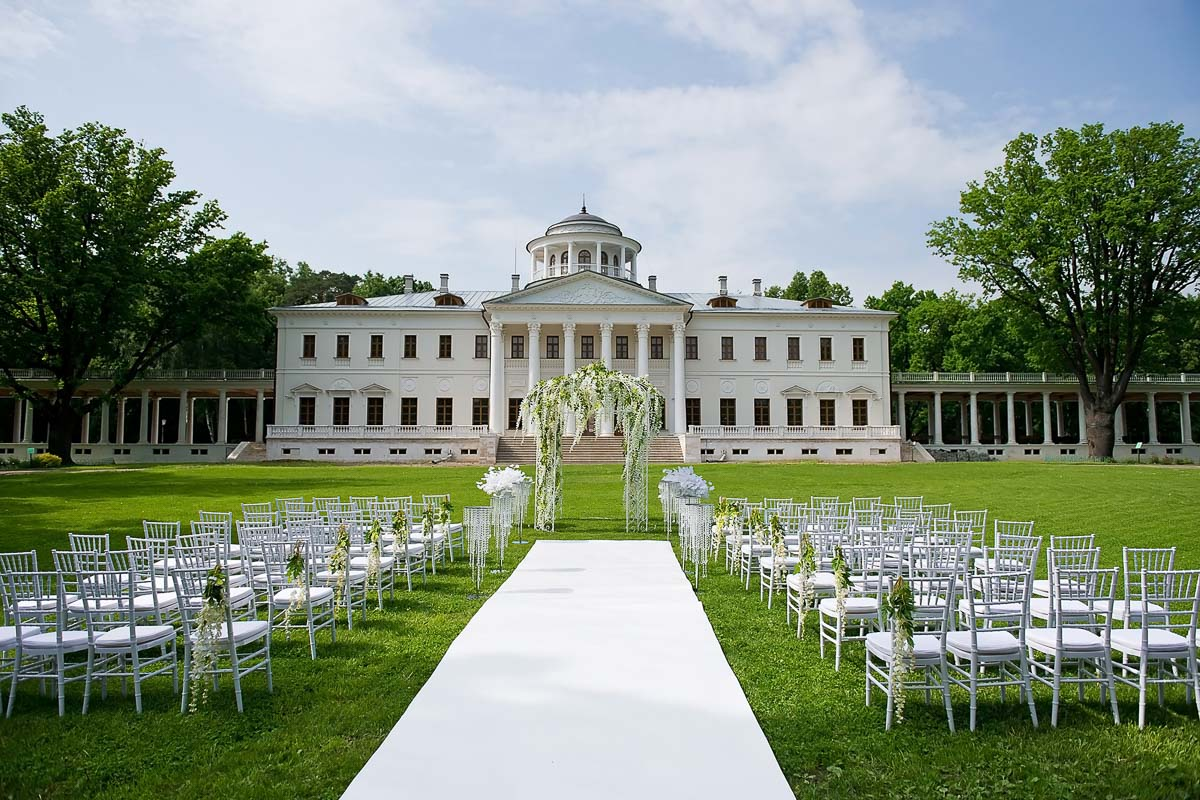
[[289, 383, 323, 396]]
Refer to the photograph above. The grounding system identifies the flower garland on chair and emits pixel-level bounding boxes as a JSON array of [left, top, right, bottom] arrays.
[[282, 540, 307, 634], [520, 362, 664, 533], [189, 564, 228, 712], [329, 523, 351, 614], [712, 497, 741, 558], [794, 533, 817, 638], [832, 546, 852, 639], [365, 519, 383, 604], [882, 575, 916, 724], [766, 514, 788, 586]]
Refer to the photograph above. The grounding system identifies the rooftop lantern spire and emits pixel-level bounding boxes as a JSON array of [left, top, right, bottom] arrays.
[[581, 193, 587, 214]]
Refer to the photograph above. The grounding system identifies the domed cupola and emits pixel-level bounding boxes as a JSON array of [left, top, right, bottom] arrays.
[[525, 204, 643, 284]]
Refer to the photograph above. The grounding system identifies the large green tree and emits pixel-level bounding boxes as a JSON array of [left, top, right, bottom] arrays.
[[0, 107, 271, 462], [353, 271, 434, 297], [764, 269, 853, 304], [929, 122, 1200, 458]]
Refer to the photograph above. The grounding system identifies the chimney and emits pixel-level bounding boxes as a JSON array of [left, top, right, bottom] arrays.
[[752, 278, 762, 296], [511, 273, 521, 292], [718, 275, 728, 296], [439, 273, 449, 293], [648, 275, 657, 292], [403, 274, 414, 294]]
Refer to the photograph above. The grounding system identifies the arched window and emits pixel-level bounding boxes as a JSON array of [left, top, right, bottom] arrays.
[[549, 254, 556, 266], [600, 252, 609, 265], [578, 249, 591, 265]]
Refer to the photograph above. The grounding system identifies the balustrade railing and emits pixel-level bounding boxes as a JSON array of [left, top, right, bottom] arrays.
[[893, 371, 1200, 385], [267, 424, 488, 439], [689, 425, 901, 439], [9, 368, 275, 381]]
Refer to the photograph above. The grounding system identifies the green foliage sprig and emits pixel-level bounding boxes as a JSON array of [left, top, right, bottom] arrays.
[[882, 575, 916, 723], [189, 564, 228, 712]]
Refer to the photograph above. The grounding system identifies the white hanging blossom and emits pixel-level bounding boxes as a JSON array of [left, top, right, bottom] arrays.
[[477, 465, 530, 496]]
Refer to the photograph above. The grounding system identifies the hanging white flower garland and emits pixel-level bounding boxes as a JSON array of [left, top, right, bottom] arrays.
[[519, 362, 664, 532]]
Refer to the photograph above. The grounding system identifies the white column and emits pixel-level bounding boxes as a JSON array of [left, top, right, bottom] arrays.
[[217, 389, 228, 444], [631, 251, 637, 281], [1077, 393, 1087, 445], [255, 390, 265, 443], [139, 391, 150, 444], [151, 396, 161, 444], [599, 322, 614, 435], [1114, 401, 1125, 444], [527, 322, 542, 389], [1006, 392, 1017, 445], [22, 398, 34, 442], [528, 250, 535, 275], [595, 240, 602, 273], [1056, 399, 1066, 440], [541, 244, 549, 277], [567, 242, 576, 274], [969, 391, 980, 445], [489, 320, 504, 433], [1041, 391, 1051, 445], [116, 397, 126, 445], [99, 400, 110, 445], [897, 391, 907, 439], [931, 392, 942, 445], [81, 406, 90, 444], [636, 322, 650, 378], [1146, 392, 1159, 444], [671, 320, 686, 434], [178, 389, 189, 444], [563, 322, 577, 436], [1183, 392, 1193, 444], [620, 245, 628, 279]]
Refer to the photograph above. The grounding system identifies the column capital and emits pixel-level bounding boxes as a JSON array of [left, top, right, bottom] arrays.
[[562, 321, 576, 334], [636, 321, 651, 334], [599, 321, 614, 333], [527, 321, 542, 335], [671, 320, 686, 336], [489, 320, 504, 335]]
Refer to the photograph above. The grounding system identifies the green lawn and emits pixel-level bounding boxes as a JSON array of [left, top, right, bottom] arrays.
[[1, 462, 1199, 799]]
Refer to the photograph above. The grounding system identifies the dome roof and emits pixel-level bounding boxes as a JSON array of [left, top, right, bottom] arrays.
[[545, 205, 623, 236]]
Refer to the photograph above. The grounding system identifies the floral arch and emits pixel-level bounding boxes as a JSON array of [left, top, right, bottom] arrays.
[[519, 362, 665, 532]]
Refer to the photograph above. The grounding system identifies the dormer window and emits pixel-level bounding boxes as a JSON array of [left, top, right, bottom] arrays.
[[707, 295, 738, 308], [433, 293, 465, 307], [804, 297, 834, 309]]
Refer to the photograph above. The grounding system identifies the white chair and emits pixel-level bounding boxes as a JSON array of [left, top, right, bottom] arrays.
[[173, 564, 272, 713], [309, 525, 369, 629], [894, 496, 923, 512], [1030, 548, 1101, 625], [75, 565, 177, 714], [142, 520, 180, 541], [954, 510, 988, 560], [423, 494, 463, 560], [1109, 568, 1200, 728], [68, 533, 111, 554], [818, 544, 885, 670], [865, 575, 958, 731], [1032, 535, 1097, 597], [947, 570, 1039, 731], [1106, 547, 1177, 626], [260, 540, 336, 660], [1025, 567, 1120, 727], [1, 571, 90, 717]]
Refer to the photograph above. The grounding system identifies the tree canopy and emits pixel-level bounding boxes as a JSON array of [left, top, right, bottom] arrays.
[[928, 122, 1200, 457], [763, 269, 853, 305]]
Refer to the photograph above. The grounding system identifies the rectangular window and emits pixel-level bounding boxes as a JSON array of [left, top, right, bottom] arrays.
[[819, 337, 833, 361], [615, 335, 629, 360], [302, 334, 316, 359], [787, 336, 800, 361], [472, 398, 489, 427], [852, 398, 868, 426], [754, 398, 770, 426], [650, 336, 664, 359], [852, 337, 865, 362], [298, 396, 316, 426], [332, 396, 350, 426], [720, 398, 736, 426], [439, 334, 452, 359], [580, 335, 594, 359], [475, 335, 488, 359], [335, 334, 350, 359], [369, 334, 384, 359], [400, 397, 417, 426], [403, 335, 417, 359], [685, 336, 698, 360], [685, 398, 701, 428], [435, 397, 453, 426], [366, 397, 384, 426], [720, 336, 734, 360], [545, 335, 559, 359], [820, 398, 836, 426], [786, 398, 803, 426], [509, 398, 523, 430], [511, 335, 525, 359], [754, 336, 767, 361]]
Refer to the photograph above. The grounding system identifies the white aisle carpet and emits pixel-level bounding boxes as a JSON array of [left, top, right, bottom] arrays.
[[341, 539, 794, 799]]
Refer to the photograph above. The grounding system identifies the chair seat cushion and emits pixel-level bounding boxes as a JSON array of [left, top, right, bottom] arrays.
[[182, 586, 254, 609], [21, 630, 91, 652], [1028, 598, 1093, 619], [315, 569, 367, 583], [133, 591, 179, 611], [1096, 599, 1167, 620], [189, 620, 270, 646], [271, 586, 335, 607], [760, 556, 800, 571], [866, 631, 944, 661], [95, 624, 176, 648], [946, 629, 1021, 656], [16, 596, 69, 613], [740, 544, 773, 555], [1025, 626, 1106, 653], [786, 572, 836, 592], [391, 544, 426, 557], [0, 625, 41, 649], [818, 597, 879, 616], [957, 598, 1024, 619], [1107, 628, 1192, 656], [350, 555, 396, 570]]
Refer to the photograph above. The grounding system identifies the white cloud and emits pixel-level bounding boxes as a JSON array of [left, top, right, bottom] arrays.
[[0, 2, 61, 64]]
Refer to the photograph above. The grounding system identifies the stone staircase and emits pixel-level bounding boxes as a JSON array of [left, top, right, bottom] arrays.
[[496, 434, 683, 465], [226, 441, 268, 462]]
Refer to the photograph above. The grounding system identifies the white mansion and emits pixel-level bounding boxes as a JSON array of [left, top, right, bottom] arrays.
[[2, 208, 1196, 464]]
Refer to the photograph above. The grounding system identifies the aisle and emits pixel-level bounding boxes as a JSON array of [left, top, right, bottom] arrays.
[[341, 540, 793, 799]]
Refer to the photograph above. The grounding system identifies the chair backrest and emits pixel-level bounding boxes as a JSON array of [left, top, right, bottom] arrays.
[[198, 510, 233, 529], [908, 542, 967, 578], [840, 544, 886, 594], [0, 570, 64, 631], [1137, 569, 1200, 643], [1047, 547, 1101, 575], [924, 503, 952, 520], [275, 497, 304, 513], [142, 520, 180, 540], [1052, 567, 1118, 639], [0, 550, 38, 578], [809, 496, 839, 510], [962, 570, 1033, 632], [954, 509, 987, 534], [171, 565, 243, 638], [68, 532, 111, 553], [1123, 547, 1177, 606], [126, 536, 171, 585], [852, 496, 881, 511], [988, 534, 1042, 573], [74, 565, 140, 633], [1048, 534, 1096, 551], [313, 497, 341, 514], [257, 539, 311, 594], [349, 496, 379, 511], [243, 501, 274, 517], [906, 574, 958, 635], [894, 496, 923, 512], [994, 519, 1035, 539]]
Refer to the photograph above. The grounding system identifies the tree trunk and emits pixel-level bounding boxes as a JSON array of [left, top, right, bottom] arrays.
[[45, 402, 79, 465], [1084, 406, 1116, 460]]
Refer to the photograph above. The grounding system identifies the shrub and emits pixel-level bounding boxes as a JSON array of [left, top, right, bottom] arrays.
[[31, 453, 63, 469]]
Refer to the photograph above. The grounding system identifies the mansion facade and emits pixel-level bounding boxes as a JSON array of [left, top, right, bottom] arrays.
[[1, 208, 1196, 464]]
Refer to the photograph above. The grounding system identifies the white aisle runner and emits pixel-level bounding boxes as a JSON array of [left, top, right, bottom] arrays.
[[341, 540, 794, 799]]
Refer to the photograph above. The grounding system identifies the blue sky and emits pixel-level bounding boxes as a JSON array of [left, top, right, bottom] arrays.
[[2, 0, 1197, 303]]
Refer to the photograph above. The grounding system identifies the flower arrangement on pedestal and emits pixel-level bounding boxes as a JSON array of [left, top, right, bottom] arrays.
[[882, 575, 916, 723], [189, 564, 228, 712], [477, 465, 530, 497], [519, 362, 664, 533]]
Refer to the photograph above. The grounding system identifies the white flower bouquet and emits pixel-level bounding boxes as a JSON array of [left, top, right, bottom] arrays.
[[658, 466, 713, 501], [477, 464, 531, 497]]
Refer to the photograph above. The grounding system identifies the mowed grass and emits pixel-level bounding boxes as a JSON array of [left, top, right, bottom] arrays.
[[0, 461, 1198, 799]]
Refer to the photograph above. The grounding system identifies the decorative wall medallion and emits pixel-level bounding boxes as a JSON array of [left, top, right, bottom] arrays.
[[329, 378, 353, 392], [755, 380, 769, 395], [437, 378, 452, 393], [473, 377, 488, 393], [720, 380, 735, 395], [686, 379, 700, 394], [816, 380, 838, 394], [401, 378, 417, 393]]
